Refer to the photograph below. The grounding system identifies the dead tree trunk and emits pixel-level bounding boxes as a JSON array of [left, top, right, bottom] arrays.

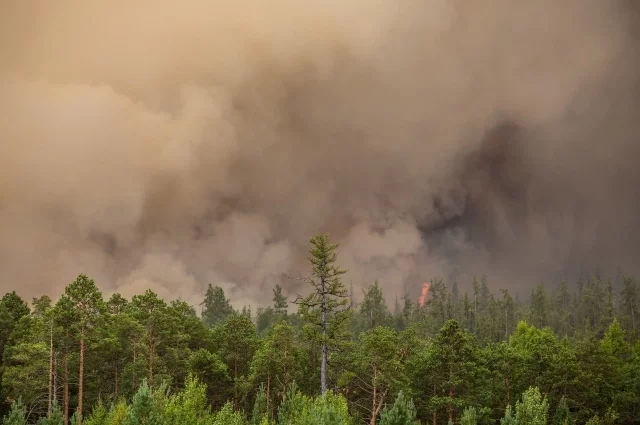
[[48, 321, 54, 416]]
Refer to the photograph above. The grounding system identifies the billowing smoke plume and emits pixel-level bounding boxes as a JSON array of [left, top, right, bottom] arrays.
[[1, 0, 639, 307]]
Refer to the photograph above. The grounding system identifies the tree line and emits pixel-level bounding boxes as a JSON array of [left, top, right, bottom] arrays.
[[0, 233, 638, 425]]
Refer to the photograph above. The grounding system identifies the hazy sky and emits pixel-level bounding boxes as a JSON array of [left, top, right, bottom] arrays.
[[1, 0, 639, 307]]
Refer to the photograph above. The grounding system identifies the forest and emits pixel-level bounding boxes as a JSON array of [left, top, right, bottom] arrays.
[[0, 234, 638, 425]]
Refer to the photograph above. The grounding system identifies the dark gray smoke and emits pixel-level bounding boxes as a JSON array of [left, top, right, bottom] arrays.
[[0, 0, 638, 306]]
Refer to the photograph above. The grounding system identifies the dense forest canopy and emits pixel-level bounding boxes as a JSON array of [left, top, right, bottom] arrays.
[[0, 234, 638, 425]]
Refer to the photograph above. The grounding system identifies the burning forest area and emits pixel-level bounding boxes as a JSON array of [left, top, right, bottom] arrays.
[[1, 0, 640, 424]]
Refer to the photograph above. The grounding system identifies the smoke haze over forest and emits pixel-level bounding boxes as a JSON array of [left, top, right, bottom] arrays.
[[1, 0, 639, 307]]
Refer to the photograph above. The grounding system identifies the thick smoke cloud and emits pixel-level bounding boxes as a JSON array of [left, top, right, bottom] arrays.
[[1, 0, 639, 307]]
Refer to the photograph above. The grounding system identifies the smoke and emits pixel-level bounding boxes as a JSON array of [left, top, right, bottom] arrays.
[[0, 0, 639, 307]]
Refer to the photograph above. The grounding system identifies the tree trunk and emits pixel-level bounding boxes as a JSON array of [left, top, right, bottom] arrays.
[[114, 363, 119, 401], [432, 382, 437, 425], [320, 277, 327, 394], [48, 321, 54, 416], [448, 364, 454, 423], [266, 374, 271, 419], [64, 353, 69, 425], [53, 353, 58, 408], [370, 368, 378, 425], [233, 358, 238, 410], [132, 344, 137, 389], [448, 386, 454, 423], [148, 337, 154, 387], [78, 330, 85, 425], [505, 374, 511, 407]]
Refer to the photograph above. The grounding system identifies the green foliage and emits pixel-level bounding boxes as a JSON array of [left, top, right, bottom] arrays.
[[84, 400, 107, 425], [275, 386, 352, 425], [551, 396, 570, 425], [277, 384, 312, 425], [252, 384, 268, 425], [124, 379, 167, 425], [1, 264, 640, 425], [295, 233, 351, 394], [2, 399, 26, 425], [460, 406, 477, 425], [514, 387, 548, 425], [202, 285, 234, 327], [308, 391, 352, 425], [187, 348, 229, 409], [39, 401, 64, 425], [213, 402, 247, 425], [273, 285, 288, 317], [600, 318, 630, 359], [584, 407, 619, 425], [105, 401, 128, 425], [165, 374, 213, 425], [358, 281, 392, 331], [500, 405, 516, 425], [379, 392, 419, 425]]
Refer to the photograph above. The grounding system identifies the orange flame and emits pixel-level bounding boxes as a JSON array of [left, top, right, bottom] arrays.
[[418, 282, 431, 307]]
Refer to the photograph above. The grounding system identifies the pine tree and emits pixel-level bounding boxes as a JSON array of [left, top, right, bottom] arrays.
[[500, 405, 516, 425], [124, 380, 166, 425], [213, 403, 246, 425], [514, 387, 548, 425], [2, 399, 26, 425], [82, 400, 106, 425], [552, 396, 570, 425], [59, 274, 105, 425], [201, 285, 234, 327], [252, 384, 268, 425], [359, 281, 391, 330], [530, 284, 548, 329], [460, 407, 477, 425], [165, 374, 213, 425], [39, 401, 64, 425], [293, 233, 350, 394], [273, 286, 288, 317], [379, 392, 418, 425]]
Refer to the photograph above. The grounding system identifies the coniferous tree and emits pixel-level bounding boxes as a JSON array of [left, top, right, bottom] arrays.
[[294, 234, 351, 394], [273, 286, 288, 317], [378, 392, 419, 425], [251, 384, 268, 425], [359, 281, 392, 331], [460, 407, 477, 425], [201, 285, 234, 328], [81, 401, 106, 425], [2, 399, 26, 425], [552, 396, 570, 425], [59, 274, 105, 425], [124, 380, 166, 425], [514, 387, 548, 425]]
